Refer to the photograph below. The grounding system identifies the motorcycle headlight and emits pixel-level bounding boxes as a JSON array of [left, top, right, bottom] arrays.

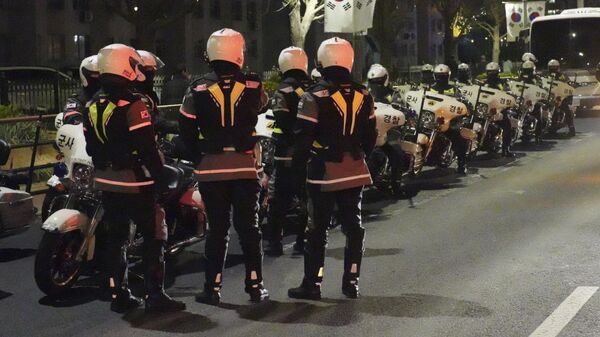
[[71, 164, 93, 191], [419, 110, 436, 129], [476, 103, 488, 117]]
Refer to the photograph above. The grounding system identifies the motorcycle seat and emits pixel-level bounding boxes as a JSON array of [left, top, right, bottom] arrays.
[[161, 165, 184, 191]]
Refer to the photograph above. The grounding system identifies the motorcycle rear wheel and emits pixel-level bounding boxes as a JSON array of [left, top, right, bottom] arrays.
[[34, 231, 83, 297]]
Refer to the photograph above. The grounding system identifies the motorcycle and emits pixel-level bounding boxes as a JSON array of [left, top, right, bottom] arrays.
[[42, 114, 93, 221], [540, 76, 576, 134], [458, 85, 520, 157], [367, 102, 409, 194], [0, 139, 35, 236], [395, 89, 477, 176], [508, 80, 550, 142], [34, 135, 207, 297]]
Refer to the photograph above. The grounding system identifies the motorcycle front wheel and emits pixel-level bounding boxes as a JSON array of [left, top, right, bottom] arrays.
[[34, 231, 83, 297]]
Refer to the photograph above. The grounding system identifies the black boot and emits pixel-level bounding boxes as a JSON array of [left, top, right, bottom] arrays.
[[246, 284, 270, 303], [342, 247, 363, 299], [568, 126, 576, 137], [293, 235, 305, 255], [144, 240, 186, 313], [195, 283, 221, 305], [264, 240, 283, 257], [288, 279, 321, 300], [107, 244, 143, 313], [502, 148, 514, 158], [342, 276, 360, 299]]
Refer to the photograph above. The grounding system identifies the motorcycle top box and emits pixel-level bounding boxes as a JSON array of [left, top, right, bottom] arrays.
[[0, 187, 34, 234]]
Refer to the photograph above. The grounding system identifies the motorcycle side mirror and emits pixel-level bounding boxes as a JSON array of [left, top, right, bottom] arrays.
[[0, 139, 11, 166]]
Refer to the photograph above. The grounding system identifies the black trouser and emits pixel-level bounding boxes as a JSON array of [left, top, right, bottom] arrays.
[[304, 186, 365, 285], [199, 179, 263, 291], [498, 111, 513, 150], [531, 104, 544, 139], [101, 192, 167, 297], [446, 129, 468, 167], [266, 159, 308, 243]]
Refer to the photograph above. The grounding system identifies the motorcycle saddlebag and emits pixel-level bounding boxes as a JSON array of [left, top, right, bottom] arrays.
[[0, 187, 33, 232]]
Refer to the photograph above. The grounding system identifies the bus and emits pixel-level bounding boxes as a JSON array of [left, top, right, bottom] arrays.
[[530, 8, 600, 112]]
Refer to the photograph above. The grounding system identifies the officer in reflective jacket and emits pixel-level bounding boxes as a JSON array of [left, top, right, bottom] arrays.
[[484, 62, 514, 157], [179, 28, 269, 305], [264, 47, 312, 257], [430, 64, 469, 174], [547, 59, 575, 137], [83, 44, 185, 314], [366, 64, 394, 103], [287, 37, 377, 300], [62, 55, 100, 125]]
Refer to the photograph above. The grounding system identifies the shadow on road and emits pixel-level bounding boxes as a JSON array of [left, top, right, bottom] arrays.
[[219, 294, 491, 326], [469, 153, 522, 169], [0, 248, 36, 263], [38, 286, 98, 307], [326, 247, 403, 260], [0, 290, 12, 300], [512, 140, 557, 152], [123, 309, 217, 333]]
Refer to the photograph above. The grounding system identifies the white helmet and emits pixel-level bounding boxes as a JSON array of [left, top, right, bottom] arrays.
[[422, 64, 434, 72], [522, 60, 536, 70], [54, 113, 64, 130], [458, 63, 470, 71], [206, 28, 245, 68], [486, 62, 501, 72], [522, 52, 537, 63], [137, 50, 165, 71], [278, 47, 308, 74], [548, 59, 560, 72], [317, 37, 354, 72], [79, 55, 99, 88], [310, 68, 322, 81], [434, 64, 451, 76], [367, 64, 389, 86], [97, 44, 146, 82]]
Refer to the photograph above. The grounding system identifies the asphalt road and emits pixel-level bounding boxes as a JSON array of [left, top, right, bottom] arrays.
[[3, 117, 600, 337]]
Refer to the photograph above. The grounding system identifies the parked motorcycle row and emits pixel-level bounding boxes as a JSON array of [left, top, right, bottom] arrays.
[[366, 74, 576, 195], [0, 65, 576, 298]]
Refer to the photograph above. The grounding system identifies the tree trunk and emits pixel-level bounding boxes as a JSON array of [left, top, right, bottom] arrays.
[[289, 3, 306, 49], [443, 23, 455, 64], [492, 25, 501, 63]]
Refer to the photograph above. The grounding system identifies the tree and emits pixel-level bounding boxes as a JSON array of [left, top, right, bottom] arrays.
[[102, 0, 199, 50], [281, 0, 325, 49], [470, 0, 505, 63], [370, 0, 403, 69], [431, 0, 463, 64]]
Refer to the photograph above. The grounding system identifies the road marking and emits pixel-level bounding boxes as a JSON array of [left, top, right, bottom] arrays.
[[528, 286, 598, 337]]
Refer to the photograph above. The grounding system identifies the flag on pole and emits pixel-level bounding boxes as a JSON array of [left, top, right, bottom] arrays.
[[325, 0, 377, 33], [505, 2, 526, 42], [525, 1, 546, 25]]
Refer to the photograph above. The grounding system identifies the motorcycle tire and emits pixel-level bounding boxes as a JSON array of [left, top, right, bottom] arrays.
[[34, 231, 83, 297]]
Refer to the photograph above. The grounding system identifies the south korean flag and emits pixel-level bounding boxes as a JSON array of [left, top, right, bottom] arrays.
[[325, 0, 355, 33]]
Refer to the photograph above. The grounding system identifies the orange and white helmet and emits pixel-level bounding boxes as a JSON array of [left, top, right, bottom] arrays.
[[79, 55, 99, 88], [548, 59, 560, 72], [97, 44, 146, 82], [317, 37, 354, 72], [278, 47, 308, 74], [137, 50, 165, 71], [206, 28, 245, 68]]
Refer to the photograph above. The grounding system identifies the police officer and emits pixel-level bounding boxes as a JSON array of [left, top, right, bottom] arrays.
[[547, 59, 575, 137], [484, 62, 514, 157], [522, 52, 538, 64], [520, 60, 545, 143], [264, 46, 312, 257], [62, 55, 100, 125], [83, 44, 185, 314], [178, 28, 269, 305], [366, 64, 394, 103], [287, 37, 377, 300], [430, 64, 469, 174], [135, 51, 166, 128], [420, 64, 435, 88], [456, 63, 472, 85]]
